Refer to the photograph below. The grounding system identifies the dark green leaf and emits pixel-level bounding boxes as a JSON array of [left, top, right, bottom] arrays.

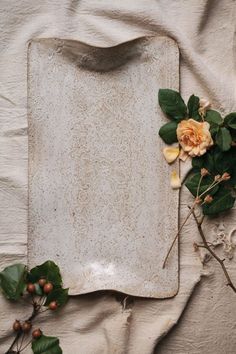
[[44, 287, 69, 307], [28, 261, 62, 287], [32, 335, 62, 354], [216, 127, 232, 151], [210, 124, 219, 138], [224, 113, 236, 129], [185, 172, 219, 197], [0, 264, 27, 300], [158, 89, 187, 120], [203, 187, 235, 215], [158, 121, 178, 144], [205, 110, 223, 125], [187, 94, 201, 121], [192, 156, 204, 169]]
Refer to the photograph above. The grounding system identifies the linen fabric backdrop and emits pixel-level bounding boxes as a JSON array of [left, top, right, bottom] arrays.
[[0, 1, 236, 353]]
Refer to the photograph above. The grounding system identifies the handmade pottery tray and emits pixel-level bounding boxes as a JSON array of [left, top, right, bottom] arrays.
[[28, 36, 180, 298]]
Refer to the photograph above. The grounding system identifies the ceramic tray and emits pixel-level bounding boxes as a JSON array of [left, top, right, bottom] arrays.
[[28, 37, 180, 298]]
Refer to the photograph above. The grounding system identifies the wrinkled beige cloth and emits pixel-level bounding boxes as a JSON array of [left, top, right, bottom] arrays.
[[0, 1, 236, 353]]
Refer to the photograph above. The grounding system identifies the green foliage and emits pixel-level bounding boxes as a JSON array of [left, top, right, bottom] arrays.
[[44, 287, 69, 308], [158, 89, 187, 121], [185, 173, 219, 197], [205, 110, 223, 125], [187, 94, 201, 121], [216, 127, 232, 151], [0, 264, 27, 300], [189, 146, 236, 215], [202, 187, 235, 215], [0, 260, 68, 353], [192, 146, 236, 175], [32, 335, 62, 354], [158, 121, 178, 144], [224, 112, 236, 129], [28, 261, 62, 286]]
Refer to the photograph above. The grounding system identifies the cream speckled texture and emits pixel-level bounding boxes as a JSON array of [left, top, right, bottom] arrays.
[[28, 37, 179, 298], [0, 1, 236, 353]]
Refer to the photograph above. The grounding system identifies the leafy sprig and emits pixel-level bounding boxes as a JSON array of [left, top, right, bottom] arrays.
[[158, 88, 236, 215], [0, 261, 68, 354]]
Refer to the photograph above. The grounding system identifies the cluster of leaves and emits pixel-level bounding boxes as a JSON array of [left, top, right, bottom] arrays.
[[158, 89, 236, 215], [0, 261, 68, 354]]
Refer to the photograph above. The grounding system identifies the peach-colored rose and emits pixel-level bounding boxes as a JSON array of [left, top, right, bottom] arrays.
[[177, 119, 213, 157]]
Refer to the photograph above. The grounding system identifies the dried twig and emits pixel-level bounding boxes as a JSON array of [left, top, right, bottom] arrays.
[[191, 208, 236, 293]]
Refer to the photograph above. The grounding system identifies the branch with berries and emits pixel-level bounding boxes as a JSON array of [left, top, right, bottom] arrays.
[[0, 261, 68, 354], [158, 89, 236, 292]]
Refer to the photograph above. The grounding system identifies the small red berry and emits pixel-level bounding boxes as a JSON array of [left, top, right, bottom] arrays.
[[22, 321, 32, 333], [13, 320, 21, 332], [49, 301, 58, 310], [43, 282, 53, 294], [27, 283, 36, 294], [38, 278, 47, 287], [32, 328, 42, 339]]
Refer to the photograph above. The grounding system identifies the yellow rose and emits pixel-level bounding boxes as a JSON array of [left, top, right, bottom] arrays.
[[177, 119, 213, 157]]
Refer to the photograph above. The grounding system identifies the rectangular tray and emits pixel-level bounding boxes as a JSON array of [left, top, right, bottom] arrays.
[[28, 37, 179, 298]]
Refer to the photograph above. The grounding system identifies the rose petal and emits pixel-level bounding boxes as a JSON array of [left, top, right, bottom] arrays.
[[163, 147, 180, 164], [179, 149, 189, 162], [170, 170, 181, 189]]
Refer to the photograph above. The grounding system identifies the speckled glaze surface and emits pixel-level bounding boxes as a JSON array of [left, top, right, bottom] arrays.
[[28, 37, 180, 298]]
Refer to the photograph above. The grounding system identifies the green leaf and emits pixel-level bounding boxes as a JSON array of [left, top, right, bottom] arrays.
[[28, 261, 62, 287], [44, 287, 69, 307], [32, 335, 62, 354], [203, 187, 235, 215], [224, 113, 236, 129], [158, 89, 187, 120], [205, 110, 223, 125], [210, 124, 219, 138], [216, 127, 232, 151], [0, 264, 27, 300], [185, 172, 219, 197], [187, 94, 201, 121], [158, 121, 178, 144], [230, 129, 236, 142], [213, 147, 236, 174], [192, 156, 205, 170]]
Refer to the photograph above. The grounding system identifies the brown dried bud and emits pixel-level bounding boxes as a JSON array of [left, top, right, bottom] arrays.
[[221, 172, 231, 181], [204, 195, 213, 204], [201, 168, 209, 177], [195, 197, 202, 204], [214, 174, 221, 182]]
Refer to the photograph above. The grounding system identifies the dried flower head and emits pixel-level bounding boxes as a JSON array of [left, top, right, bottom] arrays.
[[195, 197, 202, 204], [214, 174, 221, 182], [204, 195, 213, 204], [201, 168, 209, 177], [221, 172, 231, 181]]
